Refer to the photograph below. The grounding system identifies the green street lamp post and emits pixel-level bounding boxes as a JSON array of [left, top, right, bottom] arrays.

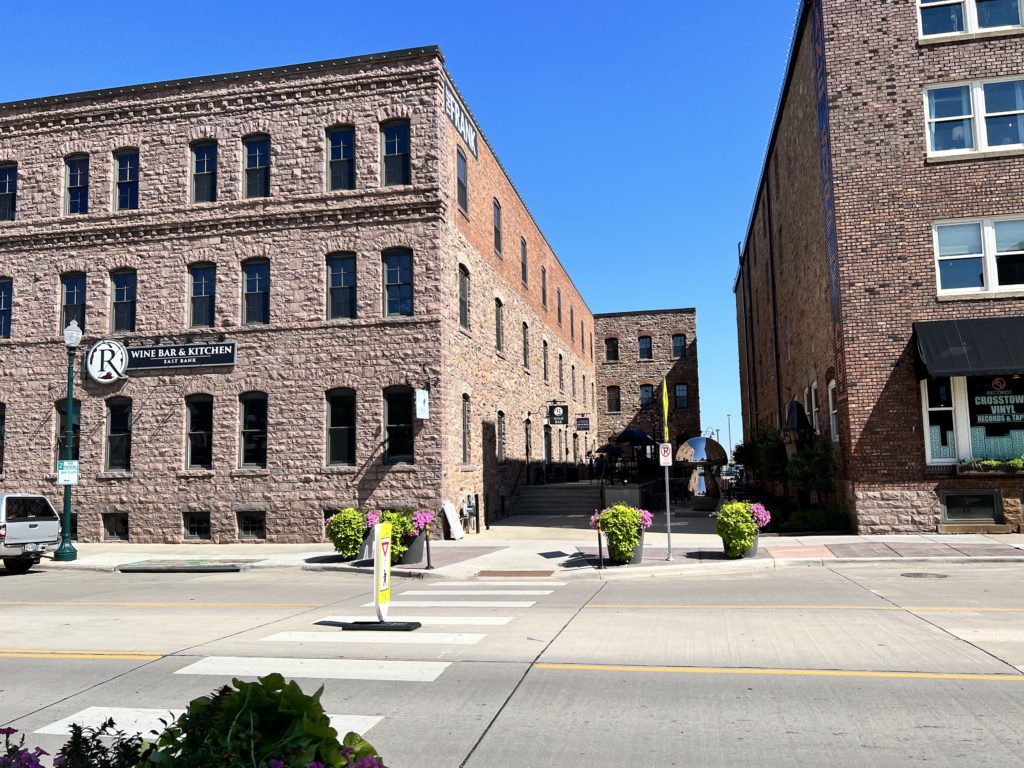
[[54, 319, 82, 562]]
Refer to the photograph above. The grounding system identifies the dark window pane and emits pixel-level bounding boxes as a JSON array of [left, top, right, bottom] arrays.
[[385, 389, 414, 463], [327, 255, 357, 319], [607, 387, 620, 412], [382, 122, 411, 186], [66, 156, 89, 215], [111, 271, 137, 332], [0, 164, 16, 221], [327, 390, 356, 465], [996, 253, 1024, 286], [187, 396, 214, 469], [493, 200, 502, 253], [328, 128, 356, 191], [675, 384, 689, 409], [921, 4, 965, 35], [640, 385, 654, 409], [56, 399, 81, 463], [457, 149, 468, 212], [244, 138, 270, 198], [383, 251, 413, 317], [639, 336, 653, 359], [106, 399, 132, 471], [939, 257, 985, 290], [240, 394, 268, 468], [0, 279, 12, 339], [115, 151, 139, 211], [673, 335, 687, 358], [977, 0, 1020, 28], [243, 261, 270, 324], [605, 338, 619, 361], [459, 266, 470, 329], [190, 265, 216, 327], [944, 493, 999, 522], [192, 142, 218, 203], [62, 273, 86, 332]]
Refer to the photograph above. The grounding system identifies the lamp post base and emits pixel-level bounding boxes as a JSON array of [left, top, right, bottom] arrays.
[[53, 540, 78, 562]]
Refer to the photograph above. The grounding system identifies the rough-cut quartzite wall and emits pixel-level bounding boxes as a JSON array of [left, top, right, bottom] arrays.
[[734, 0, 1024, 532], [0, 47, 600, 542], [595, 309, 700, 447]]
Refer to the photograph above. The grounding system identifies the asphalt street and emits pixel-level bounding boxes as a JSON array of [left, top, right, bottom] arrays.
[[1, 563, 1022, 767]]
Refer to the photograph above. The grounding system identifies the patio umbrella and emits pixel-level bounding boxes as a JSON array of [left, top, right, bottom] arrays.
[[596, 443, 622, 455], [614, 427, 656, 445]]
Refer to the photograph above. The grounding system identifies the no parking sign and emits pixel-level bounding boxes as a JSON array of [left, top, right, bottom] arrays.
[[659, 443, 673, 467]]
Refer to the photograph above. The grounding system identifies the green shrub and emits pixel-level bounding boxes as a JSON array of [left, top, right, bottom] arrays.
[[786, 438, 835, 495], [53, 720, 144, 768], [1010, 458, 1024, 471], [980, 459, 1003, 468], [716, 501, 757, 558], [381, 508, 415, 565], [325, 507, 365, 560], [593, 504, 650, 563], [137, 673, 386, 767]]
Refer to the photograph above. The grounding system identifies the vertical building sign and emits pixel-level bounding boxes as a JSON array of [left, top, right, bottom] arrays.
[[444, 81, 478, 158]]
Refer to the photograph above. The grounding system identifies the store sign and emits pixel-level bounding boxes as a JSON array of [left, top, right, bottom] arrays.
[[126, 342, 237, 371], [969, 376, 1024, 426], [576, 417, 590, 431], [86, 340, 129, 383], [416, 389, 430, 419], [548, 405, 569, 425], [444, 82, 478, 158]]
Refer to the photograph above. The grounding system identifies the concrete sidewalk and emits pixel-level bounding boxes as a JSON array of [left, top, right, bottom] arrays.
[[36, 513, 1024, 581]]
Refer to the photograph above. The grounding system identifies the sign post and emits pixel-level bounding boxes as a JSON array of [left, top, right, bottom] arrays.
[[374, 522, 392, 622], [661, 378, 674, 561]]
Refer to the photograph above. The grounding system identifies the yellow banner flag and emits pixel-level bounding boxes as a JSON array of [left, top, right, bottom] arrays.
[[662, 377, 670, 443]]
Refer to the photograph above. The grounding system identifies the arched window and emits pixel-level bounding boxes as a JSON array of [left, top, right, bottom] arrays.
[[522, 323, 530, 369], [384, 386, 414, 464], [558, 354, 565, 392], [458, 264, 471, 329], [326, 388, 356, 465], [493, 199, 502, 254], [542, 340, 549, 381], [520, 238, 528, 286], [828, 380, 839, 442], [239, 391, 268, 468], [494, 298, 504, 352], [496, 411, 506, 463]]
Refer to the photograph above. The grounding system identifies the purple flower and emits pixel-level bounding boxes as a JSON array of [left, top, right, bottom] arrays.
[[751, 503, 771, 529], [365, 511, 380, 528], [0, 727, 16, 736], [309, 762, 325, 768], [268, 759, 285, 768], [410, 510, 435, 536], [637, 509, 654, 530], [589, 512, 601, 530]]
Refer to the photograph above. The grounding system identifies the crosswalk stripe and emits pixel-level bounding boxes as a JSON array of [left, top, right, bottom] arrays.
[[317, 615, 513, 627], [434, 582, 566, 587], [35, 707, 381, 737], [361, 600, 535, 608], [262, 631, 484, 645], [400, 590, 552, 596], [175, 656, 449, 682]]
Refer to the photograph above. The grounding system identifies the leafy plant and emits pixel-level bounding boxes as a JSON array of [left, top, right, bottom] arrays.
[[380, 509, 414, 564], [1, 727, 48, 768], [53, 720, 143, 768], [137, 674, 387, 767], [590, 504, 652, 563], [325, 507, 365, 560], [734, 427, 788, 484], [716, 501, 759, 558], [1011, 458, 1024, 471], [786, 438, 835, 496]]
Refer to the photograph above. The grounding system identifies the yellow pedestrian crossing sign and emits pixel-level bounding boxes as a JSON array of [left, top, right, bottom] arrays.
[[374, 522, 393, 621]]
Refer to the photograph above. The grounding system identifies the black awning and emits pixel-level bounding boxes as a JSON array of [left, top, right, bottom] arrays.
[[914, 317, 1024, 377]]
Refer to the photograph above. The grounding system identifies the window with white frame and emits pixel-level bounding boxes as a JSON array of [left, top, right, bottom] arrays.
[[918, 0, 1022, 38], [926, 77, 1024, 156], [811, 382, 820, 434], [922, 377, 958, 464], [828, 380, 839, 443], [934, 216, 1024, 294], [919, 374, 1024, 466]]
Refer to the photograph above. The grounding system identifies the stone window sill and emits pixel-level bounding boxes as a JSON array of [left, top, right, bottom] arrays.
[[496, 350, 506, 360], [459, 326, 473, 339], [177, 469, 215, 479], [320, 465, 358, 475], [231, 469, 270, 478], [461, 464, 480, 472], [926, 147, 1024, 164], [383, 463, 417, 472], [458, 207, 470, 222], [97, 471, 132, 480], [918, 27, 1024, 47]]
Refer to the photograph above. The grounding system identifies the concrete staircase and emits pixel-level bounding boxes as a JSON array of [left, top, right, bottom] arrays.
[[515, 483, 603, 517]]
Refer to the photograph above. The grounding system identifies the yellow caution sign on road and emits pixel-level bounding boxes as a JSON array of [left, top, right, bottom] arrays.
[[374, 522, 393, 622]]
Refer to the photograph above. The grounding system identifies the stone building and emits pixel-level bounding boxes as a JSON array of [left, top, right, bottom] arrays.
[[594, 309, 701, 447], [734, 0, 1024, 533], [0, 47, 598, 543]]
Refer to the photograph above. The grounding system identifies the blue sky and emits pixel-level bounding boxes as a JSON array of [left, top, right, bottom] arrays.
[[2, 0, 802, 448]]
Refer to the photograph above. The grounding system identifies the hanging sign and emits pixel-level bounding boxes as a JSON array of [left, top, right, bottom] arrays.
[[576, 417, 590, 431], [548, 405, 569, 425], [86, 340, 129, 383], [126, 342, 236, 371], [374, 522, 393, 622], [56, 460, 80, 486]]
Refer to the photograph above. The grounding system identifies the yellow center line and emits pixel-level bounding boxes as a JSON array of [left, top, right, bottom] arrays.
[[0, 601, 320, 609], [534, 663, 1024, 682], [586, 604, 1024, 613], [0, 648, 163, 661]]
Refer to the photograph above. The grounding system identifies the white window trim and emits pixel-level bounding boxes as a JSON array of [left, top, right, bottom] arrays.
[[920, 377, 972, 465], [810, 381, 821, 434], [917, 0, 1024, 41], [828, 380, 839, 443], [933, 214, 1024, 295], [924, 75, 1024, 158]]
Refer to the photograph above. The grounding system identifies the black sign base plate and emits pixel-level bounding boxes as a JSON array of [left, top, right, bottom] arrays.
[[321, 620, 422, 632]]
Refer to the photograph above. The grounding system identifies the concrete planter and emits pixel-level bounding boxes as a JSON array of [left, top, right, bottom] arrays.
[[399, 532, 426, 565], [628, 530, 645, 565]]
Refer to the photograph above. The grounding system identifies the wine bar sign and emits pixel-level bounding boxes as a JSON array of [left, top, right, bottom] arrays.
[[127, 341, 237, 371]]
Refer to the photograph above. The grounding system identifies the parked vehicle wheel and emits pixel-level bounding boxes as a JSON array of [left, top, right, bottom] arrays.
[[2, 558, 34, 575]]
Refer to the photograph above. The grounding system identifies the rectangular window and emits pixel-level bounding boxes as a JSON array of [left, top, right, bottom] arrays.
[[495, 299, 504, 352], [327, 127, 356, 191], [522, 323, 530, 369], [640, 385, 654, 410], [66, 155, 89, 215], [493, 200, 502, 254], [327, 254, 357, 320], [184, 511, 212, 540], [381, 121, 411, 186], [571, 365, 577, 398], [56, 399, 80, 464], [238, 511, 267, 540], [462, 395, 471, 464], [496, 411, 506, 463], [103, 513, 129, 542], [556, 289, 562, 324], [520, 238, 528, 286], [923, 377, 958, 464], [541, 267, 547, 307], [384, 388, 414, 464], [0, 278, 11, 339], [941, 491, 1001, 523], [570, 306, 575, 339], [934, 216, 1024, 294], [919, 0, 1022, 38], [558, 354, 565, 392], [106, 398, 132, 471], [110, 270, 137, 333], [675, 383, 689, 409], [828, 380, 840, 442], [239, 393, 268, 469], [605, 338, 619, 362], [243, 260, 270, 325], [243, 136, 271, 198], [61, 273, 86, 332], [192, 141, 218, 203], [672, 334, 687, 358], [607, 386, 621, 413], [0, 163, 16, 221], [383, 250, 413, 317], [811, 383, 821, 433], [639, 336, 653, 360], [459, 265, 471, 329], [115, 150, 139, 211], [186, 395, 214, 469], [327, 389, 356, 466], [542, 340, 549, 381], [456, 148, 468, 213], [189, 264, 216, 327], [926, 78, 1024, 156]]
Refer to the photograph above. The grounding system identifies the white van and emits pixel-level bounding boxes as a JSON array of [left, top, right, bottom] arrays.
[[0, 494, 62, 574]]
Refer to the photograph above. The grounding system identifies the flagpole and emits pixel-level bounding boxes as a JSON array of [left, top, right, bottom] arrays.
[[663, 377, 673, 562]]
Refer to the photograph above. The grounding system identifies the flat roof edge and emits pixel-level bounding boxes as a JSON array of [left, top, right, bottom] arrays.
[[0, 46, 444, 111], [594, 308, 697, 318]]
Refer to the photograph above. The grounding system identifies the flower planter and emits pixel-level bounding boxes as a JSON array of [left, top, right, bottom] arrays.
[[628, 530, 645, 565], [357, 530, 373, 561], [398, 532, 426, 565], [743, 532, 759, 558]]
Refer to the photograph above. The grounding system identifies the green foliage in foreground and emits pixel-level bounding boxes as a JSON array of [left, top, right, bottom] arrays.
[[325, 507, 365, 560], [716, 501, 758, 559]]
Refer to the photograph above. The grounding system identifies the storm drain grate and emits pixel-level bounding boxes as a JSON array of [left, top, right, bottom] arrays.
[[475, 570, 555, 578], [901, 572, 949, 579]]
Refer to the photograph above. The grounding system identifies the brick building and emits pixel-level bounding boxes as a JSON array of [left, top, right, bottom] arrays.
[[594, 309, 701, 448], [0, 47, 601, 543], [735, 0, 1024, 533]]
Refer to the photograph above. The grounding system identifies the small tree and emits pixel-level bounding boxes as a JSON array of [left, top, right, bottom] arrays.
[[734, 427, 788, 484]]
